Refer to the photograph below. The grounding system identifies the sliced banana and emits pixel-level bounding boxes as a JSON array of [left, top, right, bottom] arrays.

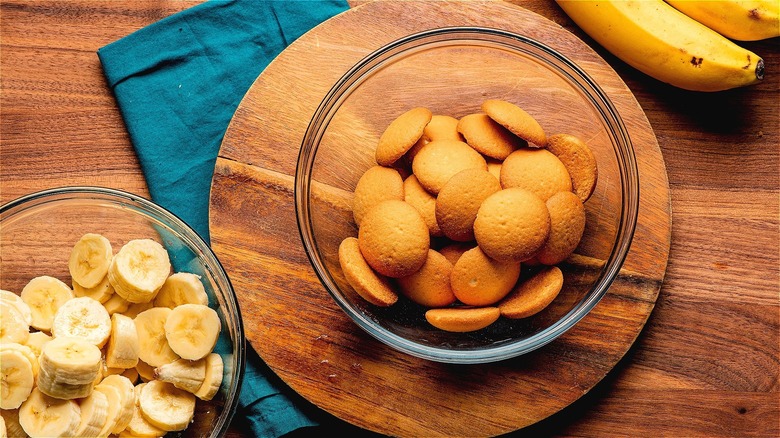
[[122, 301, 154, 320], [18, 388, 81, 438], [69, 233, 114, 289], [20, 276, 74, 332], [23, 331, 52, 358], [0, 349, 35, 409], [93, 383, 124, 437], [108, 239, 171, 304], [1, 343, 39, 380], [153, 272, 208, 309], [194, 353, 224, 401], [51, 296, 111, 348], [103, 293, 131, 316], [106, 313, 140, 369], [164, 304, 221, 361], [154, 357, 206, 394], [125, 383, 166, 437], [96, 374, 135, 435], [0, 409, 26, 438], [138, 380, 196, 432], [133, 307, 179, 367], [121, 367, 140, 385], [74, 386, 109, 437], [38, 336, 101, 397], [0, 290, 33, 327], [72, 274, 115, 304], [135, 359, 155, 383], [0, 301, 30, 345]]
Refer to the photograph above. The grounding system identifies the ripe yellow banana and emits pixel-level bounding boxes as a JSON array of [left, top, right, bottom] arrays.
[[665, 0, 780, 41], [555, 0, 765, 91]]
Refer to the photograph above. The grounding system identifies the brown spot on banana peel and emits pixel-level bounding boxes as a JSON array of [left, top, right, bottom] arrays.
[[755, 58, 765, 80], [690, 56, 703, 67], [749, 8, 760, 20]]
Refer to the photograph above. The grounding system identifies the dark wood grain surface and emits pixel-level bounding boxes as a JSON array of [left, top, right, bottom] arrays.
[[1, 1, 778, 437]]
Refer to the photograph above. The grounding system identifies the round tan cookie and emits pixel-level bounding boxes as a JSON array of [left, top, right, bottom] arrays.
[[438, 242, 474, 266], [375, 107, 432, 166], [405, 114, 463, 164], [397, 250, 456, 308], [352, 165, 404, 226], [481, 99, 547, 146], [537, 191, 586, 265], [425, 307, 500, 333], [358, 200, 430, 278], [457, 113, 526, 160], [498, 266, 563, 318], [435, 168, 501, 242], [500, 148, 572, 201], [546, 133, 598, 202], [422, 114, 463, 143], [411, 139, 487, 195], [473, 188, 551, 262], [403, 174, 443, 237], [450, 246, 521, 306], [338, 237, 398, 307], [486, 158, 502, 180]]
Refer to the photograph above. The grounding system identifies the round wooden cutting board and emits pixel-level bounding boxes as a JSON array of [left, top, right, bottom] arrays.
[[209, 1, 671, 436]]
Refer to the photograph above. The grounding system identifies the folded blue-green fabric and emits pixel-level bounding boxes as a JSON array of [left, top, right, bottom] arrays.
[[96, 1, 352, 437]]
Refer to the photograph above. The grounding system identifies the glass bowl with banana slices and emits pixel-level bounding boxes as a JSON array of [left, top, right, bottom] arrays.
[[0, 186, 244, 437]]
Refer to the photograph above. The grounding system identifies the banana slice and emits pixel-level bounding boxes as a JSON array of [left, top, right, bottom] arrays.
[[138, 380, 195, 432], [125, 383, 166, 437], [23, 331, 52, 358], [0, 290, 33, 326], [96, 374, 135, 435], [154, 357, 206, 394], [164, 304, 221, 361], [1, 343, 39, 380], [103, 293, 131, 316], [20, 276, 74, 332], [135, 360, 155, 383], [0, 409, 26, 438], [39, 336, 101, 390], [0, 349, 35, 409], [106, 313, 140, 370], [51, 296, 111, 348], [194, 353, 224, 401], [108, 239, 171, 304], [72, 274, 115, 304], [153, 272, 209, 309], [121, 367, 140, 385], [18, 388, 81, 438], [36, 366, 94, 400], [123, 301, 154, 320], [133, 307, 180, 367], [69, 233, 114, 289], [93, 383, 124, 437], [0, 301, 30, 345], [74, 386, 109, 437]]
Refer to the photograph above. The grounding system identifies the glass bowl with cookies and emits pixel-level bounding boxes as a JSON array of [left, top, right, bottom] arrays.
[[295, 27, 639, 364], [0, 186, 243, 437]]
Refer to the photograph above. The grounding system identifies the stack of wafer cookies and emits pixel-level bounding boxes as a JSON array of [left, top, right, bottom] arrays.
[[338, 100, 598, 333]]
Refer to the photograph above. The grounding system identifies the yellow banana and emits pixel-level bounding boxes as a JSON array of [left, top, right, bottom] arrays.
[[555, 0, 765, 91], [665, 0, 780, 41]]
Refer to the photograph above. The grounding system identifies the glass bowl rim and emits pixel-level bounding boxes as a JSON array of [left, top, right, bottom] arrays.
[[295, 26, 640, 364], [0, 185, 245, 436]]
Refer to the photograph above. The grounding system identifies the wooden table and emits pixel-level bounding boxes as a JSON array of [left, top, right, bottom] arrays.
[[2, 1, 777, 436]]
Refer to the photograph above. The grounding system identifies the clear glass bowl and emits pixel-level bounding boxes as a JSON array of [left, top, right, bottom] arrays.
[[295, 27, 639, 364], [0, 186, 244, 437]]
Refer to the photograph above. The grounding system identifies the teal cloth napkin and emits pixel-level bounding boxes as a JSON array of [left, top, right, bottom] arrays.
[[97, 1, 357, 437]]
